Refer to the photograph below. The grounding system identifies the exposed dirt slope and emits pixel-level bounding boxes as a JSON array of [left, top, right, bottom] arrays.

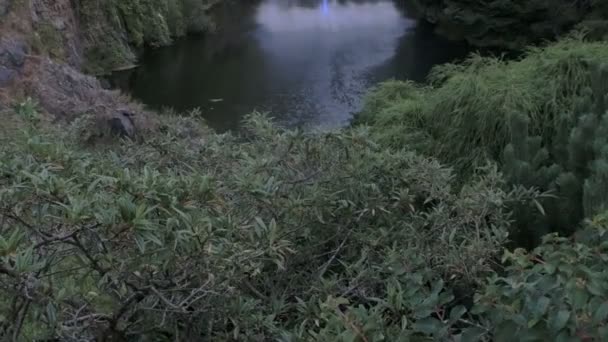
[[0, 0, 153, 138]]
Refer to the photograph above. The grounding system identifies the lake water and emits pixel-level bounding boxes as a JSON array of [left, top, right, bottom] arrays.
[[112, 0, 469, 131]]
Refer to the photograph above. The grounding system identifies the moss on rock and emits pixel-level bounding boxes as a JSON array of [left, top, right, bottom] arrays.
[[78, 0, 217, 74]]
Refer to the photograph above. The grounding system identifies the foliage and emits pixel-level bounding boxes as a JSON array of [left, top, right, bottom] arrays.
[[340, 17, 608, 339], [0, 110, 543, 340], [358, 38, 608, 242], [1, 109, 606, 341], [30, 20, 65, 61], [77, 0, 217, 74], [500, 62, 608, 244], [406, 0, 608, 49], [358, 38, 608, 172], [473, 216, 608, 342], [78, 0, 138, 74]]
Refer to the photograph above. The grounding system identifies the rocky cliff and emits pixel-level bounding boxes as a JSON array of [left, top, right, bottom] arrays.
[[77, 0, 220, 74], [0, 0, 220, 138]]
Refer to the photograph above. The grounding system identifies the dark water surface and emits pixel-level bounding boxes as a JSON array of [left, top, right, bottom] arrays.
[[112, 0, 469, 131]]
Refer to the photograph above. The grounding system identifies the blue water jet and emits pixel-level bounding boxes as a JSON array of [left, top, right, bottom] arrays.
[[321, 0, 329, 15]]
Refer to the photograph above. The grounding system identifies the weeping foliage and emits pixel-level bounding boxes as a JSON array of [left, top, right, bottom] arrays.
[[359, 38, 608, 173], [358, 38, 608, 242]]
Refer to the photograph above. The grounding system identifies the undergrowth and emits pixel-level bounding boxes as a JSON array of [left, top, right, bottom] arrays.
[[358, 38, 608, 243], [1, 104, 607, 341], [359, 38, 608, 171], [406, 0, 608, 49], [4, 106, 605, 341]]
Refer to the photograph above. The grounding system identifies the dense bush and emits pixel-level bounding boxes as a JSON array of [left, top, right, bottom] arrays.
[[471, 217, 608, 341], [406, 0, 608, 49], [0, 102, 608, 341], [2, 104, 607, 341], [358, 38, 608, 243], [4, 0, 607, 339], [358, 39, 608, 171], [0, 104, 546, 340]]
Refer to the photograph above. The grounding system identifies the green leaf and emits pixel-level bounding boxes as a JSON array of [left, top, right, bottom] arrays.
[[145, 232, 164, 247], [460, 327, 486, 342], [254, 217, 267, 237], [599, 326, 608, 341], [533, 199, 546, 216], [494, 321, 518, 342], [572, 288, 589, 310], [172, 205, 192, 227], [134, 235, 146, 253], [46, 303, 57, 325], [534, 296, 551, 317], [413, 317, 443, 335], [544, 263, 557, 274], [449, 305, 467, 323], [7, 229, 23, 249], [549, 309, 570, 331], [593, 302, 608, 324], [587, 281, 604, 296], [15, 247, 34, 272]]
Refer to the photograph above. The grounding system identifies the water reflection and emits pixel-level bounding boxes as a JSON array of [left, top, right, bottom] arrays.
[[112, 0, 469, 132]]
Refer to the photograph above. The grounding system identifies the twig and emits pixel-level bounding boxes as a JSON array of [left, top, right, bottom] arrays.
[[337, 310, 369, 342], [1, 210, 50, 238], [149, 286, 183, 312], [178, 285, 209, 308], [285, 170, 322, 185], [318, 231, 351, 279], [12, 299, 31, 341], [64, 313, 110, 326], [458, 318, 490, 332], [241, 279, 268, 301], [33, 227, 87, 249], [66, 236, 108, 276], [108, 291, 147, 332]]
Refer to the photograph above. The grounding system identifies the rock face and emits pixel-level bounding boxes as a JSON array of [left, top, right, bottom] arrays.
[[0, 37, 148, 139], [0, 38, 27, 87], [0, 0, 10, 16], [31, 0, 82, 67], [23, 58, 149, 137], [0, 0, 153, 139], [0, 68, 15, 87], [109, 111, 136, 137]]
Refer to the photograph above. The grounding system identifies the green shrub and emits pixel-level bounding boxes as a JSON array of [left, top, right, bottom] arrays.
[[358, 38, 608, 242], [0, 111, 540, 340], [359, 38, 608, 173], [2, 103, 608, 341], [406, 0, 608, 49], [499, 63, 608, 244], [473, 216, 608, 342]]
